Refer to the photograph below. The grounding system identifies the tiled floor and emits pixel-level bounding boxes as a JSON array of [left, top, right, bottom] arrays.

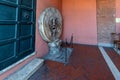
[[104, 47, 120, 72], [29, 44, 115, 80]]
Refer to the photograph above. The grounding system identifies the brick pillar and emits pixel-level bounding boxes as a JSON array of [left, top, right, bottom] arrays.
[[97, 0, 116, 44]]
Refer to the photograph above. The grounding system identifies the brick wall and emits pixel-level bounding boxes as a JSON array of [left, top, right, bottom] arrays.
[[116, 0, 120, 33], [97, 0, 116, 44]]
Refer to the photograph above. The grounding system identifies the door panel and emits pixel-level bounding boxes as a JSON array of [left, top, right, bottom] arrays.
[[19, 38, 32, 53], [0, 4, 16, 20], [0, 25, 16, 40], [21, 0, 33, 8], [20, 24, 32, 36], [2, 0, 16, 3], [0, 42, 15, 62]]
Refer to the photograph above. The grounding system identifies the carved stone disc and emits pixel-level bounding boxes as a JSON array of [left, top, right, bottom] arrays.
[[38, 7, 62, 42]]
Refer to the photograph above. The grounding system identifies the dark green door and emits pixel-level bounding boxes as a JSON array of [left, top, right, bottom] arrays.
[[0, 0, 36, 70]]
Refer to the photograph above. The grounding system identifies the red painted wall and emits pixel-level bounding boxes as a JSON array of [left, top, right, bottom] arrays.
[[116, 0, 120, 33], [62, 0, 97, 45], [0, 0, 62, 79]]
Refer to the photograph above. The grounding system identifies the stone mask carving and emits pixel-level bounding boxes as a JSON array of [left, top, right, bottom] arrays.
[[38, 7, 62, 43]]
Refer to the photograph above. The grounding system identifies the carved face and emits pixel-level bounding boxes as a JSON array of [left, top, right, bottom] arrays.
[[49, 17, 57, 32], [48, 17, 58, 40], [38, 7, 62, 42]]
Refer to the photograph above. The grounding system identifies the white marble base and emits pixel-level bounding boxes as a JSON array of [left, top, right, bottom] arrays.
[[113, 48, 120, 55], [98, 43, 113, 47], [4, 58, 44, 80]]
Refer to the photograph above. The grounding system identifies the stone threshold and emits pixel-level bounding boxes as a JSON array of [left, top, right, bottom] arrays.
[[98, 43, 113, 47], [113, 48, 120, 55], [0, 52, 36, 74], [4, 58, 44, 80]]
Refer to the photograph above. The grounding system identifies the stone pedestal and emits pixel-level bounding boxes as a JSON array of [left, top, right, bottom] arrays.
[[48, 39, 61, 55], [43, 47, 73, 64]]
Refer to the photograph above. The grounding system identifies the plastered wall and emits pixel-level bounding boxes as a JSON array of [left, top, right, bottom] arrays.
[[62, 0, 97, 45]]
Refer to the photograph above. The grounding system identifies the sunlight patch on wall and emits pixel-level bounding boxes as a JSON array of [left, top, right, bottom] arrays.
[[116, 18, 120, 23]]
